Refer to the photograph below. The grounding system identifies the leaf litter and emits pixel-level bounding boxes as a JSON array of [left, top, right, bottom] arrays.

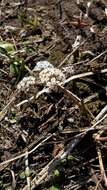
[[0, 0, 107, 190]]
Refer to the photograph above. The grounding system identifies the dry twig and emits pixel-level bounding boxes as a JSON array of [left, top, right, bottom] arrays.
[[97, 145, 107, 187], [0, 134, 52, 167], [64, 68, 107, 85]]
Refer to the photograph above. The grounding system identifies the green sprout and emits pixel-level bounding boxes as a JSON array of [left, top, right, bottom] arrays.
[[0, 41, 26, 82]]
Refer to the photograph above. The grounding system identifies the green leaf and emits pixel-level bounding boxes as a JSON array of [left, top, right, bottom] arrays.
[[19, 171, 26, 179], [25, 168, 31, 177], [10, 63, 18, 76], [0, 42, 15, 53], [50, 185, 60, 190], [10, 118, 17, 124], [53, 169, 60, 177], [0, 46, 8, 56]]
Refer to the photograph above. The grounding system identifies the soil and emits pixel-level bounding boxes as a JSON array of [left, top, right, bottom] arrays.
[[0, 0, 107, 190]]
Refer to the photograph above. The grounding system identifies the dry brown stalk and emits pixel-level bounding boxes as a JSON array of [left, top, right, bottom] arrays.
[[91, 168, 104, 190], [88, 50, 107, 64], [22, 111, 107, 189], [58, 38, 88, 68], [97, 146, 107, 187], [0, 134, 52, 168], [57, 84, 94, 119], [64, 68, 107, 85]]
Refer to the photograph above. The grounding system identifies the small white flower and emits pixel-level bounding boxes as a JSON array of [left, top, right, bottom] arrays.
[[33, 61, 54, 72], [39, 68, 65, 87], [62, 65, 74, 77], [17, 76, 36, 91]]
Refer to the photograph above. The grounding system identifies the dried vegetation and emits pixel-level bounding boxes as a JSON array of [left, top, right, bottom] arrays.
[[0, 0, 107, 190]]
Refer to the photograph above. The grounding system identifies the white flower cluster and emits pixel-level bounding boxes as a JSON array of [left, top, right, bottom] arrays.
[[17, 76, 36, 91], [62, 65, 74, 77], [33, 61, 54, 72], [39, 68, 65, 87]]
